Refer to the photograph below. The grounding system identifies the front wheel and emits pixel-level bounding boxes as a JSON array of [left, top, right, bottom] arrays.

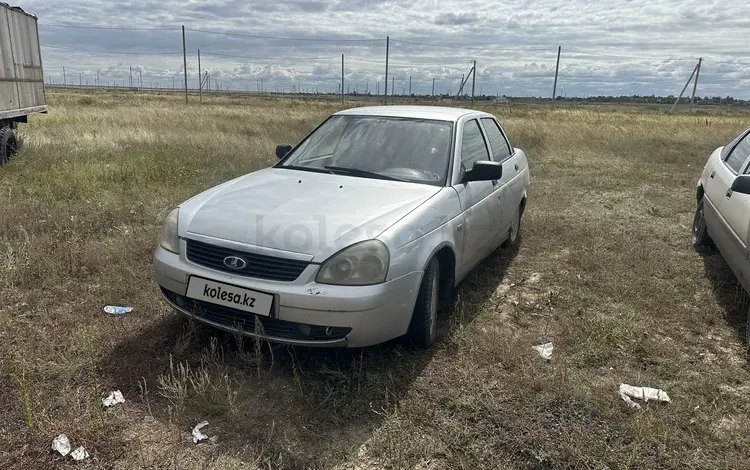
[[408, 258, 440, 348], [692, 198, 713, 249], [502, 202, 523, 248]]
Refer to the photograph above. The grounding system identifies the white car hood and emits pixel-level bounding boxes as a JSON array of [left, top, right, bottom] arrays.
[[179, 168, 441, 261]]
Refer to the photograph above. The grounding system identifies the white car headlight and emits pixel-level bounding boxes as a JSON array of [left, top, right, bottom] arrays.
[[316, 240, 389, 285], [159, 208, 180, 254]]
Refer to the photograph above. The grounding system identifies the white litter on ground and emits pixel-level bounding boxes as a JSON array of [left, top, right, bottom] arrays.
[[102, 390, 125, 408], [70, 446, 89, 461], [532, 342, 554, 359], [619, 383, 671, 409], [104, 306, 133, 315], [52, 434, 71, 456], [192, 421, 210, 443]]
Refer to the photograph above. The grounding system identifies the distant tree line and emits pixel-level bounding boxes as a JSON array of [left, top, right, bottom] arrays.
[[424, 93, 750, 106]]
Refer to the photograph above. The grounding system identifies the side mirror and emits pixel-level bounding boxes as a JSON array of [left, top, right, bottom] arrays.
[[276, 144, 292, 159], [462, 160, 503, 183], [731, 174, 750, 195]]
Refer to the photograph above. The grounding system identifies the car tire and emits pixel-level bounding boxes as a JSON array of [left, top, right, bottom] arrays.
[[502, 202, 523, 248], [408, 257, 440, 349], [692, 197, 713, 249], [0, 126, 17, 164]]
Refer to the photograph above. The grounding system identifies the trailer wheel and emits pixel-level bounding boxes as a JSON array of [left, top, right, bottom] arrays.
[[0, 126, 18, 164]]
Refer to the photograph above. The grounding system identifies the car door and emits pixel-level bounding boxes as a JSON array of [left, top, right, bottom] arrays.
[[704, 131, 750, 281], [452, 118, 503, 279], [480, 117, 521, 238], [737, 162, 750, 290]]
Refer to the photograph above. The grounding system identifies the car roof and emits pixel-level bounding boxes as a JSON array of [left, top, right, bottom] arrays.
[[333, 105, 493, 122]]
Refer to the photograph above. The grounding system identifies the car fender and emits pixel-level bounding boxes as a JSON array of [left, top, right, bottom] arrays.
[[698, 147, 722, 196], [379, 188, 462, 282]]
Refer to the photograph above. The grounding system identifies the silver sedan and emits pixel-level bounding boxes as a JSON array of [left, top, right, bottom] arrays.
[[154, 106, 531, 348]]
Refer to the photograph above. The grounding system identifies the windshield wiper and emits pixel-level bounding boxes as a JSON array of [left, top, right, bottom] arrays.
[[282, 165, 334, 175], [324, 166, 406, 182]]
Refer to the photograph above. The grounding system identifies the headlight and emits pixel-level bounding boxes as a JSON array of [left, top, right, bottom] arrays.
[[316, 240, 389, 285], [159, 208, 180, 254]]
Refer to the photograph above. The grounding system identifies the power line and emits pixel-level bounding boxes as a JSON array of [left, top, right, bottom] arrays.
[[186, 28, 383, 43], [202, 51, 339, 62], [392, 39, 553, 52], [41, 44, 182, 55], [40, 23, 179, 31], [563, 48, 692, 61], [347, 56, 477, 67]]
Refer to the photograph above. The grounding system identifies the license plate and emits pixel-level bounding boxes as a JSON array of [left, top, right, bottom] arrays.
[[185, 277, 273, 316]]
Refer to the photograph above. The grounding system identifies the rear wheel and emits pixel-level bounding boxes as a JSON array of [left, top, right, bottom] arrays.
[[692, 198, 713, 249], [408, 258, 440, 348], [0, 126, 18, 164]]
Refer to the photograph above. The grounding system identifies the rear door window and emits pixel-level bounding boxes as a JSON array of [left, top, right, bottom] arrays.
[[480, 118, 512, 161]]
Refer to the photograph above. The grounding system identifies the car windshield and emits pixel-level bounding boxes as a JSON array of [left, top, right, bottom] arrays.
[[280, 115, 453, 185]]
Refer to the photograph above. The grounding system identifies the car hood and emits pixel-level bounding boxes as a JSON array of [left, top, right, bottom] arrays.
[[179, 168, 441, 261]]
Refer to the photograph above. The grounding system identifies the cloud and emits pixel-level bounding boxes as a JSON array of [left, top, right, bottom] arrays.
[[20, 0, 750, 97], [434, 13, 479, 26]]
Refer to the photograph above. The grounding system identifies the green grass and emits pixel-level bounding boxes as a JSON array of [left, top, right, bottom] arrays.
[[2, 90, 750, 469]]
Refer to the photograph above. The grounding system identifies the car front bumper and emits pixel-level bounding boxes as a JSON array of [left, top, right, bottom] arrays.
[[154, 245, 422, 347]]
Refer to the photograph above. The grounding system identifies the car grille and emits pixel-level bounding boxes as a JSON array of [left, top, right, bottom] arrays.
[[185, 239, 309, 282], [161, 288, 351, 342]]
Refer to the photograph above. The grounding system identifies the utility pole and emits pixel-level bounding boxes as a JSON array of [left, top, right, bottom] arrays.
[[341, 54, 345, 105], [471, 60, 476, 104], [552, 46, 561, 106], [377, 82, 379, 95], [182, 25, 188, 104], [260, 78, 263, 93], [690, 57, 702, 111], [198, 49, 202, 103], [409, 76, 411, 95], [63, 66, 66, 88], [139, 70, 142, 88], [384, 36, 389, 104], [432, 77, 435, 96], [669, 61, 699, 114], [129, 66, 132, 88], [96, 70, 99, 87], [391, 76, 394, 99], [79, 73, 81, 86]]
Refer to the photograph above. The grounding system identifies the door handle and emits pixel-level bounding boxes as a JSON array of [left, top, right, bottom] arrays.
[[726, 189, 733, 199], [710, 171, 716, 180], [514, 164, 519, 171]]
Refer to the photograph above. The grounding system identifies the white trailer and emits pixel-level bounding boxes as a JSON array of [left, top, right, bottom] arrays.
[[0, 2, 46, 163]]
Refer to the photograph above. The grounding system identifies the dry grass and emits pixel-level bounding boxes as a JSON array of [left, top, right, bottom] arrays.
[[2, 91, 750, 469]]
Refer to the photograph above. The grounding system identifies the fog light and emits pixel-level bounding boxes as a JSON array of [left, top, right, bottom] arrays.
[[298, 324, 312, 337]]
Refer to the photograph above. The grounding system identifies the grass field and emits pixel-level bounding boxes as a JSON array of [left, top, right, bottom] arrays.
[[2, 91, 750, 469]]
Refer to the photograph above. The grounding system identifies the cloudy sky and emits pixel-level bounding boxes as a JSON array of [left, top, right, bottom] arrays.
[[19, 0, 750, 98]]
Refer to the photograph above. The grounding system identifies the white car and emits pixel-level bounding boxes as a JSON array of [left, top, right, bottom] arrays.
[[694, 127, 750, 339], [154, 106, 530, 348]]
